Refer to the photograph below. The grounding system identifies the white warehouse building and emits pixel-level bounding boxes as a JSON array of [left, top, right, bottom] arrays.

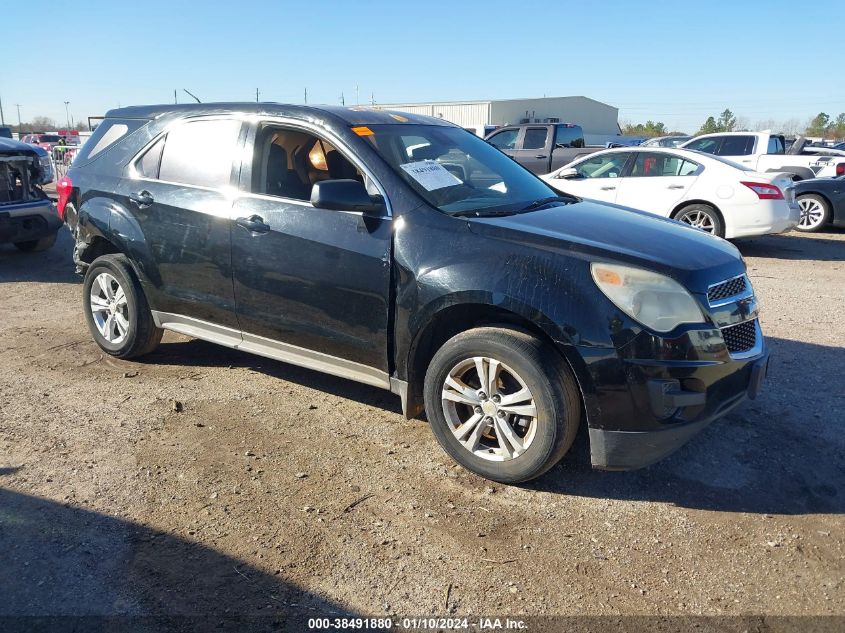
[[376, 96, 621, 138]]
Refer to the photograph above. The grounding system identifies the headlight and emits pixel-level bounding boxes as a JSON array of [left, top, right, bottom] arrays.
[[591, 263, 705, 333], [38, 155, 54, 184]]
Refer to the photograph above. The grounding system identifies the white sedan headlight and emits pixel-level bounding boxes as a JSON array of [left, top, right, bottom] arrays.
[[591, 263, 705, 333]]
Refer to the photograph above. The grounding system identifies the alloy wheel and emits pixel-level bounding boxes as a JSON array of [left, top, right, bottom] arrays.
[[677, 209, 716, 233], [89, 272, 130, 344], [798, 198, 826, 230], [440, 356, 538, 461]]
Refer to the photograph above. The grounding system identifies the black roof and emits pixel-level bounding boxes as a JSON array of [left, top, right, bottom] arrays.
[[104, 102, 452, 127]]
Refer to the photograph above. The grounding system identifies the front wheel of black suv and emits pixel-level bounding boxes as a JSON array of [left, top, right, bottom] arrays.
[[423, 327, 581, 484], [82, 254, 163, 359]]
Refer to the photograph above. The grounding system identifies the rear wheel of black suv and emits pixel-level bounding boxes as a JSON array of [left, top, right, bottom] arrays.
[[423, 327, 581, 484], [83, 254, 163, 359]]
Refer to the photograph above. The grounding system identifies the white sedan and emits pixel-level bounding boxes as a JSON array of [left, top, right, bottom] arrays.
[[542, 147, 800, 239]]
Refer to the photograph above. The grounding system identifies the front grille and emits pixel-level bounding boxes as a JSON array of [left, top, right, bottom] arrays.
[[708, 275, 747, 303], [722, 319, 757, 354]]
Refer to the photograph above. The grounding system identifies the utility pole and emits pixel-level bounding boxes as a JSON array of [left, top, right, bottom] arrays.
[[356, 85, 359, 105], [304, 87, 307, 104], [64, 101, 71, 130], [371, 92, 375, 106], [256, 88, 259, 103], [174, 89, 178, 104], [15, 104, 22, 132], [340, 92, 345, 106], [0, 94, 5, 126]]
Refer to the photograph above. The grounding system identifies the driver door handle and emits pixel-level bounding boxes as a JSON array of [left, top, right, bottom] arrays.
[[129, 190, 154, 208], [236, 215, 271, 234], [535, 154, 547, 159]]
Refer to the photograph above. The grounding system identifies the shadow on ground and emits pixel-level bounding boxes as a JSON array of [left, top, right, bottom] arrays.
[[140, 333, 844, 516], [0, 227, 78, 284], [735, 227, 845, 261], [0, 484, 356, 632]]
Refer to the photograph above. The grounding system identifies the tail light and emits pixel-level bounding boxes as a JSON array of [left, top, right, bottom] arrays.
[[837, 162, 845, 177], [741, 181, 784, 200], [56, 176, 72, 220]]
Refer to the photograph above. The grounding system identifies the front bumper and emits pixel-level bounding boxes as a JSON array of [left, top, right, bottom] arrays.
[[589, 351, 768, 470], [0, 199, 61, 244]]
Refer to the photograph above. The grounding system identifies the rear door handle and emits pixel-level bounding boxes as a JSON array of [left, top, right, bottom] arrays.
[[129, 190, 154, 208], [600, 186, 616, 191], [535, 154, 547, 159], [236, 215, 271, 234], [667, 184, 686, 189]]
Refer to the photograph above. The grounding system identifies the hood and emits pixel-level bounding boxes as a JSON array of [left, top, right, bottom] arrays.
[[467, 200, 745, 294], [0, 137, 46, 157]]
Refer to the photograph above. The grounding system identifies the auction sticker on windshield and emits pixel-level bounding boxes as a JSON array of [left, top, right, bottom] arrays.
[[400, 160, 462, 191]]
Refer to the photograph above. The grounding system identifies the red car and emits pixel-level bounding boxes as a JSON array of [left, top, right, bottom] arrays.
[[21, 133, 63, 151]]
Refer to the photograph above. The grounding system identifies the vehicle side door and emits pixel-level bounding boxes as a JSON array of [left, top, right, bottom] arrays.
[[229, 121, 392, 380], [510, 126, 552, 174], [121, 117, 244, 329], [547, 152, 634, 203], [486, 127, 521, 159], [614, 152, 702, 217]]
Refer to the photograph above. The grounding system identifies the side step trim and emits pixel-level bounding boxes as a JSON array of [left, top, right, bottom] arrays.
[[151, 311, 391, 390]]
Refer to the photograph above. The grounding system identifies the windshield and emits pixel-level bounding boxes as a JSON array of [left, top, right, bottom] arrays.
[[361, 124, 565, 216]]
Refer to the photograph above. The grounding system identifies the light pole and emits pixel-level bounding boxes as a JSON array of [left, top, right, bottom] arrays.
[[64, 101, 71, 130], [0, 94, 5, 126], [15, 103, 22, 133]]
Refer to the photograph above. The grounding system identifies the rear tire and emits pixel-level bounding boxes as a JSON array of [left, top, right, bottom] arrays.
[[673, 203, 724, 238], [14, 232, 57, 252], [423, 327, 581, 484], [796, 194, 830, 232], [82, 254, 163, 359]]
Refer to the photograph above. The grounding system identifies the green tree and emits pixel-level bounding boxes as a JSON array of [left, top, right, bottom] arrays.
[[698, 116, 720, 135], [831, 113, 845, 139], [717, 109, 737, 132], [622, 120, 668, 137], [806, 112, 831, 137]]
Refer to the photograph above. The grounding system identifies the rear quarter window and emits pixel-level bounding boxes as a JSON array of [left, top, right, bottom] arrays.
[[74, 118, 147, 165]]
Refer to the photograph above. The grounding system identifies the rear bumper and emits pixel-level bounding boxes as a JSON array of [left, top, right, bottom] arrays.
[[589, 351, 769, 470], [0, 199, 60, 244], [728, 200, 799, 238]]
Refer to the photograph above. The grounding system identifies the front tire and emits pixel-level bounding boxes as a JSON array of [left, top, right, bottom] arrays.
[[796, 194, 830, 232], [14, 232, 57, 252], [82, 254, 163, 359], [423, 327, 581, 484], [673, 204, 724, 238]]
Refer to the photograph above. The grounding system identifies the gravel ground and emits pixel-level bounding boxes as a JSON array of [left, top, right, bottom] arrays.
[[0, 226, 843, 629]]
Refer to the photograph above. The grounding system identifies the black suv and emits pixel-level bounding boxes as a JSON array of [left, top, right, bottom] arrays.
[[61, 104, 768, 483]]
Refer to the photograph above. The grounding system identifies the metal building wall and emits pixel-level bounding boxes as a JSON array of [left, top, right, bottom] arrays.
[[376, 102, 491, 127], [490, 97, 619, 135]]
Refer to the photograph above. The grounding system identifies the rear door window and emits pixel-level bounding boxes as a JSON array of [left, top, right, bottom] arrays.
[[158, 119, 242, 189], [554, 125, 585, 148], [684, 137, 721, 154], [522, 127, 548, 150]]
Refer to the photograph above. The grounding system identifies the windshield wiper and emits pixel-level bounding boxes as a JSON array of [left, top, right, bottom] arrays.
[[519, 195, 577, 212], [450, 209, 523, 218]]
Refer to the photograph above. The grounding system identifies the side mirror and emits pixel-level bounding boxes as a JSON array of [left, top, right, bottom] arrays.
[[556, 167, 581, 180], [311, 179, 384, 215]]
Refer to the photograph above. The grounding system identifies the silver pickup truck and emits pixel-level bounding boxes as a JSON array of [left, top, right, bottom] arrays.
[[1, 137, 59, 252]]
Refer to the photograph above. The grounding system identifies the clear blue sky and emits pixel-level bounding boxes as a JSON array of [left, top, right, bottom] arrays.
[[2, 0, 843, 133]]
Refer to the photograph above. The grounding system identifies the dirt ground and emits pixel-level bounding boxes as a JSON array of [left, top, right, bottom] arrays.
[[1, 225, 843, 629]]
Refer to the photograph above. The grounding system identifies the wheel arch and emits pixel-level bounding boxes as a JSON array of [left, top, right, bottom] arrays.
[[671, 199, 726, 232], [402, 300, 588, 421]]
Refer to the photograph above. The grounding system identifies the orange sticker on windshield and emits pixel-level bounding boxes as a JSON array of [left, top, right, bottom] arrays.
[[351, 126, 374, 136]]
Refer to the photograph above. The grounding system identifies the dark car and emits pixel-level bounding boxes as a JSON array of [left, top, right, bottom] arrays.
[[59, 103, 768, 483], [1, 137, 59, 251], [0, 126, 13, 139], [794, 176, 845, 232]]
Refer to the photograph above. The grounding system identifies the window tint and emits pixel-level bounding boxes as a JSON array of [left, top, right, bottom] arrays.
[[630, 153, 699, 177], [487, 129, 519, 150], [554, 125, 585, 148], [717, 136, 755, 156], [683, 137, 720, 154], [75, 118, 145, 163], [767, 136, 784, 154], [573, 153, 630, 178], [136, 136, 165, 179], [158, 119, 241, 188], [522, 128, 548, 150]]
